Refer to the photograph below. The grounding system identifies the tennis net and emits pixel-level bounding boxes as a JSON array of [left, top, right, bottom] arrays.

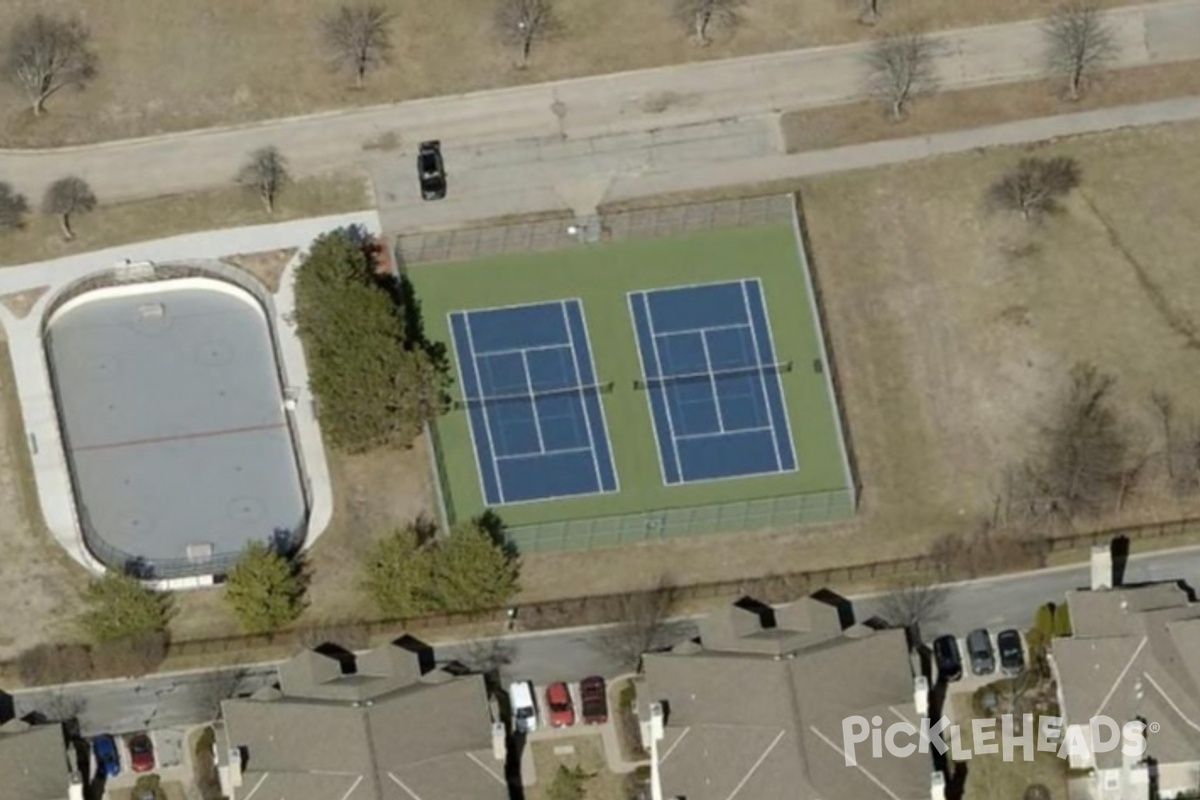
[[452, 381, 614, 410], [633, 360, 792, 391]]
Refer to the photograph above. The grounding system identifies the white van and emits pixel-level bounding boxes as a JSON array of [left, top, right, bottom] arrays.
[[509, 680, 538, 734]]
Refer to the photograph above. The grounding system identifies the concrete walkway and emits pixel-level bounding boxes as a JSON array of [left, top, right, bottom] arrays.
[[0, 211, 379, 579], [1, 0, 1198, 205]]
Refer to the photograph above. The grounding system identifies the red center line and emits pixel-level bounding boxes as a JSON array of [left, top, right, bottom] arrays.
[[72, 422, 288, 453]]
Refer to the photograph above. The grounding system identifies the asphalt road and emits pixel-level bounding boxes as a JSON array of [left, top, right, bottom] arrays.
[[11, 544, 1200, 737], [2, 1, 1198, 207]]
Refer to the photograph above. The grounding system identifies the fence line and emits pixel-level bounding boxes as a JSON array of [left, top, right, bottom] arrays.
[[1, 512, 1189, 679]]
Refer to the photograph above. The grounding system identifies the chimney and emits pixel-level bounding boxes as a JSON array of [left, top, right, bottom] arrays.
[[491, 722, 506, 761], [914, 676, 929, 718], [1091, 545, 1113, 591], [931, 771, 946, 800]]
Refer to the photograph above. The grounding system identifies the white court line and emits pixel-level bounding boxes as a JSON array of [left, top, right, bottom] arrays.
[[740, 279, 784, 470], [576, 300, 621, 494], [520, 350, 547, 454], [640, 292, 686, 483], [473, 342, 573, 359], [494, 445, 596, 461], [448, 311, 496, 507], [625, 291, 670, 488], [561, 300, 604, 493], [674, 425, 774, 442], [699, 330, 727, 433], [462, 313, 508, 504], [652, 322, 749, 338]]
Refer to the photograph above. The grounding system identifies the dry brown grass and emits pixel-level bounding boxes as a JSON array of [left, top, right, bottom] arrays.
[[519, 119, 1200, 602], [783, 60, 1200, 152], [223, 248, 298, 293], [0, 286, 48, 317], [947, 694, 1069, 800], [527, 738, 630, 800], [0, 172, 370, 268], [166, 441, 436, 642], [0, 0, 1153, 147], [0, 339, 90, 661]]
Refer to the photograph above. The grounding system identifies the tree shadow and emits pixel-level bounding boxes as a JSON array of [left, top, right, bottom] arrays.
[[475, 509, 519, 560]]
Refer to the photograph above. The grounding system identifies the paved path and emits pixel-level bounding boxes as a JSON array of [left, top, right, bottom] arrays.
[[1, 1, 1198, 206]]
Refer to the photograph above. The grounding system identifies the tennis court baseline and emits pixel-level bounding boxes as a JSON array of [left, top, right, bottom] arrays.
[[449, 300, 618, 506], [629, 279, 797, 485]]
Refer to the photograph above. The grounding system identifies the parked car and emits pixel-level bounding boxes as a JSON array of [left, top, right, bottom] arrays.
[[417, 140, 446, 200], [509, 680, 538, 734], [580, 676, 608, 725], [967, 629, 996, 676], [545, 682, 575, 728], [997, 629, 1025, 675], [932, 635, 963, 682], [128, 733, 155, 773], [92, 734, 121, 778]]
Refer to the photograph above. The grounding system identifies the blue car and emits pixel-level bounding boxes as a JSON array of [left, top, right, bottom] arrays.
[[93, 734, 120, 778]]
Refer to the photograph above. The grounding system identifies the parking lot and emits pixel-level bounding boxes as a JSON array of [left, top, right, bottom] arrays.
[[87, 726, 199, 798], [930, 627, 1029, 696]]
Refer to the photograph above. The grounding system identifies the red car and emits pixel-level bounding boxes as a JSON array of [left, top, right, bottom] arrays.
[[580, 676, 608, 725], [545, 682, 575, 728], [128, 733, 155, 773]]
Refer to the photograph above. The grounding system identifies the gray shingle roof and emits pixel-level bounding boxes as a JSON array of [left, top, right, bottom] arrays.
[[644, 598, 930, 800], [222, 644, 506, 800], [1053, 584, 1200, 768], [0, 721, 71, 800]]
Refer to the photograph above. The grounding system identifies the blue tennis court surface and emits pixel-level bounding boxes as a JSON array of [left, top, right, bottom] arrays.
[[629, 280, 797, 485], [449, 300, 618, 505]]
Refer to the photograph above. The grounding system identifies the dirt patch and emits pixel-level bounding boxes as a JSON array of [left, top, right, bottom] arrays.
[[223, 248, 298, 293], [782, 60, 1200, 152], [0, 173, 369, 268], [0, 339, 90, 660], [948, 694, 1069, 800], [0, 0, 1152, 147], [0, 286, 49, 318]]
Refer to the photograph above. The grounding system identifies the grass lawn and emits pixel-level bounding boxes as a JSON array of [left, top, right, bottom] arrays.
[[0, 0, 1157, 146], [406, 224, 851, 540], [527, 738, 631, 800], [0, 172, 371, 268]]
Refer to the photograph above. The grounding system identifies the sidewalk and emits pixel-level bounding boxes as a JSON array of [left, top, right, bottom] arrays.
[[1, 0, 1198, 203]]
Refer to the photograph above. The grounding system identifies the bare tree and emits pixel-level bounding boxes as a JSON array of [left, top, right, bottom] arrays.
[[1151, 391, 1200, 496], [672, 0, 746, 45], [592, 578, 677, 669], [1043, 2, 1116, 101], [237, 146, 291, 214], [321, 4, 394, 87], [4, 14, 97, 116], [987, 157, 1081, 222], [863, 32, 937, 121], [876, 581, 949, 642], [0, 181, 29, 231], [852, 0, 884, 25], [495, 0, 559, 67], [1024, 362, 1138, 521], [42, 176, 95, 240]]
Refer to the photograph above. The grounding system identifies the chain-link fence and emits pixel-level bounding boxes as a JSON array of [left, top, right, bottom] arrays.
[[395, 213, 577, 266], [502, 489, 856, 553], [602, 194, 794, 241], [394, 195, 797, 266]]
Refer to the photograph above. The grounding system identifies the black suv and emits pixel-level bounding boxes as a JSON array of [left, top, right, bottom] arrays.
[[417, 140, 446, 200], [933, 635, 963, 682], [997, 629, 1025, 675]]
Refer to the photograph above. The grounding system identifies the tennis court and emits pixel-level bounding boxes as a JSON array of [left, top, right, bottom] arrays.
[[448, 299, 618, 505], [629, 280, 797, 484]]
